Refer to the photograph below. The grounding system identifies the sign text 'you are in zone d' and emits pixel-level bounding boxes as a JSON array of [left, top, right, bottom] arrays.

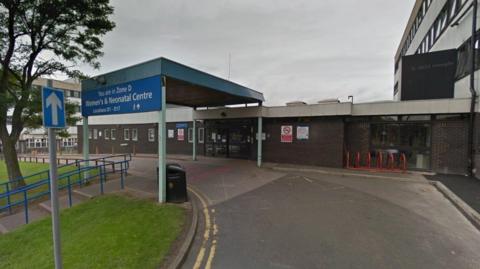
[[81, 76, 162, 117]]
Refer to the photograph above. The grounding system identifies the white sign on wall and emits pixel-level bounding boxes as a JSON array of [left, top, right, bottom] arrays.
[[297, 126, 309, 140], [168, 129, 174, 138]]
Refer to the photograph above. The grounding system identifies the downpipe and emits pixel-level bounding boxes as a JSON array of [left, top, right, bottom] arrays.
[[469, 0, 478, 177]]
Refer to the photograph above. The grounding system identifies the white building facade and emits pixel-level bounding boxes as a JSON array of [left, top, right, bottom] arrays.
[[394, 0, 479, 100]]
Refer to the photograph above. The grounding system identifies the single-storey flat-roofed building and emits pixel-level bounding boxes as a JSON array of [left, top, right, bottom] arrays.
[[77, 58, 475, 176], [78, 98, 472, 175]]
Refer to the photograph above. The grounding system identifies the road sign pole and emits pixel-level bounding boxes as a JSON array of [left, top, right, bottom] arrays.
[[158, 77, 167, 203], [42, 82, 65, 269], [48, 119, 63, 269]]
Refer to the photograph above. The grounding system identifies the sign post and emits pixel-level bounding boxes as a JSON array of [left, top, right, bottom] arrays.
[[42, 86, 66, 269]]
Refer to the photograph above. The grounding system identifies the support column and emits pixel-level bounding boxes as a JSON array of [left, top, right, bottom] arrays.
[[82, 117, 89, 160], [192, 116, 197, 161], [257, 116, 262, 167], [82, 116, 89, 180], [158, 77, 167, 203]]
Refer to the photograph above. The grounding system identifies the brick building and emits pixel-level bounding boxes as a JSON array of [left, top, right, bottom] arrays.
[[77, 98, 472, 175]]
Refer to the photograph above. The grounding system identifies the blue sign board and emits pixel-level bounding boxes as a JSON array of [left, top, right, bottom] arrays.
[[175, 123, 188, 129], [42, 87, 66, 128], [81, 76, 162, 116]]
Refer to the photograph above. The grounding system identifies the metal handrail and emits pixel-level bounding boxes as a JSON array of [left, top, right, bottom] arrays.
[[0, 154, 131, 223], [0, 154, 131, 191]]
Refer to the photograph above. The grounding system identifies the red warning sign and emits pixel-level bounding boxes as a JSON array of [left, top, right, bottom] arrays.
[[281, 125, 293, 143]]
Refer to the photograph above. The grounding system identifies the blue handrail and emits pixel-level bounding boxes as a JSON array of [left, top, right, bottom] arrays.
[[0, 154, 131, 223], [0, 154, 131, 192]]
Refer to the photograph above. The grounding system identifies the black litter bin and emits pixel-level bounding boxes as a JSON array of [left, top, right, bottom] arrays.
[[157, 163, 188, 203]]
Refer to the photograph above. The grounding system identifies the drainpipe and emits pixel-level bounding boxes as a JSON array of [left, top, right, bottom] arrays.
[[469, 0, 478, 177]]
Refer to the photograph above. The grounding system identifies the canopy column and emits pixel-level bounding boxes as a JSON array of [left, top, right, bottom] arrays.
[[158, 77, 167, 203], [257, 116, 263, 167], [192, 115, 197, 161]]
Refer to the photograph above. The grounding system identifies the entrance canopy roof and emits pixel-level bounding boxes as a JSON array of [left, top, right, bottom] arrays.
[[82, 57, 264, 108]]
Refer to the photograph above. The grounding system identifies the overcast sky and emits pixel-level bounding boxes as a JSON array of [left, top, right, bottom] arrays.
[[76, 0, 414, 106]]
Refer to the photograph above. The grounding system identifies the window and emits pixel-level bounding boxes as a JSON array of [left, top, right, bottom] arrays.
[[105, 129, 109, 140], [124, 128, 130, 140], [132, 128, 138, 141], [88, 129, 92, 139], [93, 129, 98, 140], [198, 128, 205, 143], [435, 114, 466, 120], [62, 138, 77, 147], [111, 129, 116, 140], [400, 115, 431, 121], [148, 128, 155, 142], [188, 128, 193, 143], [28, 139, 35, 148]]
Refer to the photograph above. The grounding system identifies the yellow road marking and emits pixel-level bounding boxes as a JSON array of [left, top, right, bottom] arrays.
[[205, 240, 217, 269], [205, 213, 218, 269], [193, 247, 206, 269], [189, 187, 213, 269]]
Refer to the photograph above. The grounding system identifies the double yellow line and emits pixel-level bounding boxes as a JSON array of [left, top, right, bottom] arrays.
[[189, 187, 218, 269]]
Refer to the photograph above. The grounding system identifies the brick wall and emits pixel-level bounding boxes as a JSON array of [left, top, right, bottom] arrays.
[[345, 121, 370, 165], [431, 119, 469, 175], [77, 122, 205, 156], [262, 117, 344, 167]]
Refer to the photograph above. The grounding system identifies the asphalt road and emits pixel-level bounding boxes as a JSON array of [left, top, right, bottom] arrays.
[[122, 156, 480, 268], [179, 159, 480, 269]]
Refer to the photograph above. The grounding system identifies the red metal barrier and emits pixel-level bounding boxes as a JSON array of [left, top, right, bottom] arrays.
[[345, 150, 408, 173], [345, 152, 350, 168], [400, 153, 407, 171], [387, 153, 394, 169], [377, 152, 383, 169]]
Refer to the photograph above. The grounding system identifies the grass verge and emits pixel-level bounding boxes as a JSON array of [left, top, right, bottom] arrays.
[[0, 161, 50, 184], [0, 195, 186, 269]]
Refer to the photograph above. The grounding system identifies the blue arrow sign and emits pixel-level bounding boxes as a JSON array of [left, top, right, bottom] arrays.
[[42, 87, 66, 128]]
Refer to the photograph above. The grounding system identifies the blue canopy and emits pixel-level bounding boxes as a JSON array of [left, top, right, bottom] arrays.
[[82, 57, 264, 108]]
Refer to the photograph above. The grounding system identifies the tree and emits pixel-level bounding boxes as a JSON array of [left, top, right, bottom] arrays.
[[0, 0, 115, 188]]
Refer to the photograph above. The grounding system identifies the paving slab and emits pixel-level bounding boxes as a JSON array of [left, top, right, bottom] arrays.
[[38, 194, 87, 213], [426, 174, 480, 214], [0, 206, 48, 233]]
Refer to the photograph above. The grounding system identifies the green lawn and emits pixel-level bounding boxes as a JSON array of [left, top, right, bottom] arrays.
[[0, 195, 186, 269], [0, 161, 50, 184]]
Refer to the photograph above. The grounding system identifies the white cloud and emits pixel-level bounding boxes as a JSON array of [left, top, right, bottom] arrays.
[[76, 0, 414, 105]]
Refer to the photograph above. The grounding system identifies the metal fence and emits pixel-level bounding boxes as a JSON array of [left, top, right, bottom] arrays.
[[0, 154, 131, 224]]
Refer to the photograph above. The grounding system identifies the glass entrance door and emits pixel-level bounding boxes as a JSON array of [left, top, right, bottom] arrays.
[[206, 128, 228, 157], [204, 119, 254, 159]]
